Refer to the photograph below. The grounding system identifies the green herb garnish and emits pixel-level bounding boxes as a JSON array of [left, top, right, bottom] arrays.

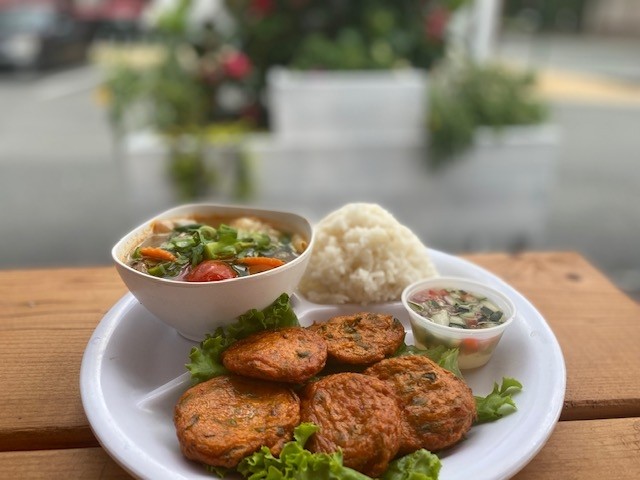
[[186, 293, 299, 383], [474, 377, 523, 423], [237, 423, 442, 480], [394, 343, 463, 379]]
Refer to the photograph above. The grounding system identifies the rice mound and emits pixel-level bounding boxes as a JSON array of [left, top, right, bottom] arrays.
[[298, 203, 438, 304]]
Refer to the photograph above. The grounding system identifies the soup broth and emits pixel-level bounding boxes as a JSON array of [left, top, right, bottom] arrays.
[[127, 215, 308, 282]]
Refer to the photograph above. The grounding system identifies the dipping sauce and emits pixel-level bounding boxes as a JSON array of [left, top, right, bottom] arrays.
[[127, 216, 308, 282], [402, 278, 516, 370], [407, 288, 505, 329]]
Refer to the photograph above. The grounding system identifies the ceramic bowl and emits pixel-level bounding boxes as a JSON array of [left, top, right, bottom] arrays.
[[402, 277, 516, 369], [112, 203, 314, 340]]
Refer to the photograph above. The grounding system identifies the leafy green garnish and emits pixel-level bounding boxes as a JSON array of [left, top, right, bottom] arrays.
[[381, 449, 441, 480], [187, 335, 231, 382], [204, 464, 230, 478], [474, 377, 523, 424], [237, 423, 441, 480], [394, 343, 463, 379], [186, 293, 299, 383], [238, 422, 369, 480]]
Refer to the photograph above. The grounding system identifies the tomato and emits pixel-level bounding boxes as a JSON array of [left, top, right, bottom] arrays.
[[185, 260, 238, 282], [461, 338, 480, 353]]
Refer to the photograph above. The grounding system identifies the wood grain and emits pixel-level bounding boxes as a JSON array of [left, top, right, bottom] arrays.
[[0, 447, 131, 479], [1, 417, 638, 479], [514, 417, 640, 479], [0, 267, 126, 451], [466, 252, 640, 420]]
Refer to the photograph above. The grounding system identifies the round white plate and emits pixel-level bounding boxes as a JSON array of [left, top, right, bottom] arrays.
[[80, 250, 566, 480]]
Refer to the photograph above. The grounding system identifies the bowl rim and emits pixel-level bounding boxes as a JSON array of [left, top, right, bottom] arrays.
[[111, 203, 315, 286], [401, 275, 517, 336]]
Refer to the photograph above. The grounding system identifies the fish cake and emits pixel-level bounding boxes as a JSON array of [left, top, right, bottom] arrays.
[[300, 372, 402, 477], [364, 355, 476, 454], [309, 312, 405, 366], [221, 327, 327, 383], [174, 375, 300, 468]]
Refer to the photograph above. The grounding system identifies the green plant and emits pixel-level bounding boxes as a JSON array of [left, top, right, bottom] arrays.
[[427, 58, 549, 169], [100, 0, 257, 201], [100, 0, 472, 198], [224, 0, 470, 125]]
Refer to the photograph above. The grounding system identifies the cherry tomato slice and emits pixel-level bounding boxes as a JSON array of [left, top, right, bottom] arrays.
[[461, 338, 480, 353], [185, 260, 238, 282]]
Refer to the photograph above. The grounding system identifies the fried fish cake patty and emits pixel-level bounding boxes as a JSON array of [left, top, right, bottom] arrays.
[[364, 355, 476, 454], [221, 327, 328, 383], [174, 375, 300, 468], [308, 312, 405, 366], [300, 372, 402, 477]]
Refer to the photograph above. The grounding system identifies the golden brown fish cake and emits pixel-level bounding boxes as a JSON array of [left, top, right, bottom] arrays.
[[173, 375, 300, 468], [308, 312, 405, 366], [221, 327, 328, 383], [300, 372, 402, 477], [364, 355, 476, 454]]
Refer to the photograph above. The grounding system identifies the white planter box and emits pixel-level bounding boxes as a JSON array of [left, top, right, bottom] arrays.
[[422, 124, 561, 251], [267, 67, 429, 148], [248, 124, 560, 252]]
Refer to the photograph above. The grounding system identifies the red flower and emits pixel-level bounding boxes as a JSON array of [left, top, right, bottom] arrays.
[[222, 51, 252, 80], [250, 0, 274, 16], [424, 6, 450, 41]]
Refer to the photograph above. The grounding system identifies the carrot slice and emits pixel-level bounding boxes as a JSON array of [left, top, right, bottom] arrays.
[[237, 257, 285, 268], [139, 247, 177, 262], [247, 264, 277, 275]]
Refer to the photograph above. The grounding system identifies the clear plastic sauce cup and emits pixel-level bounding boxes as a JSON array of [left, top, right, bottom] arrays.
[[401, 277, 517, 370]]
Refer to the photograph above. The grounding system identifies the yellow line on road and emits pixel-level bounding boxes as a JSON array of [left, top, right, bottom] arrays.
[[536, 68, 640, 106]]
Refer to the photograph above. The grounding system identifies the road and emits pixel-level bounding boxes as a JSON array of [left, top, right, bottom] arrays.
[[0, 51, 639, 299]]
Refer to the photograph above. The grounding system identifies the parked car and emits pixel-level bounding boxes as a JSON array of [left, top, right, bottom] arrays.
[[75, 0, 147, 42], [0, 2, 88, 71]]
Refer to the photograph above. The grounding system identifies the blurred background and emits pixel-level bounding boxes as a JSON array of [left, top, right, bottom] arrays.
[[1, 0, 639, 300]]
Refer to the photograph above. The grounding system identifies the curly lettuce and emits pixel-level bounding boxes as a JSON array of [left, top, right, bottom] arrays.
[[382, 449, 441, 480], [186, 293, 299, 383], [237, 423, 442, 480], [474, 377, 523, 424], [393, 343, 463, 379]]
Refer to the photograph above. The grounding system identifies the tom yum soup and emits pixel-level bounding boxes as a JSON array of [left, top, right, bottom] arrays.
[[408, 288, 505, 329], [127, 216, 308, 282]]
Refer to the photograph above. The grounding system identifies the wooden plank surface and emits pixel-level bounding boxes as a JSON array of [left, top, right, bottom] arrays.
[[0, 267, 126, 451], [514, 417, 640, 479], [0, 447, 131, 479], [1, 252, 639, 454], [1, 417, 638, 479], [466, 252, 640, 420]]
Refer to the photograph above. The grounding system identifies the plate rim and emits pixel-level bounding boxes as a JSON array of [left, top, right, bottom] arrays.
[[80, 249, 566, 480]]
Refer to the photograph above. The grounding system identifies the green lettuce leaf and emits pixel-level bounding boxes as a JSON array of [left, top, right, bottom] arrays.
[[381, 449, 441, 480], [187, 334, 232, 382], [237, 422, 370, 480], [186, 293, 299, 383], [394, 343, 463, 379], [474, 377, 523, 424], [238, 423, 442, 480]]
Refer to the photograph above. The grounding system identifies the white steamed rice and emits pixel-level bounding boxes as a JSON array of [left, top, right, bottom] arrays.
[[298, 203, 438, 304]]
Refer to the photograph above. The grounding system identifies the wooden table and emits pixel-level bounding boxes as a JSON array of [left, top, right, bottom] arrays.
[[1, 252, 639, 479]]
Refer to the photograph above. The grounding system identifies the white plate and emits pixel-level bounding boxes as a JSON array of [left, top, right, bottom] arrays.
[[80, 250, 566, 480]]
